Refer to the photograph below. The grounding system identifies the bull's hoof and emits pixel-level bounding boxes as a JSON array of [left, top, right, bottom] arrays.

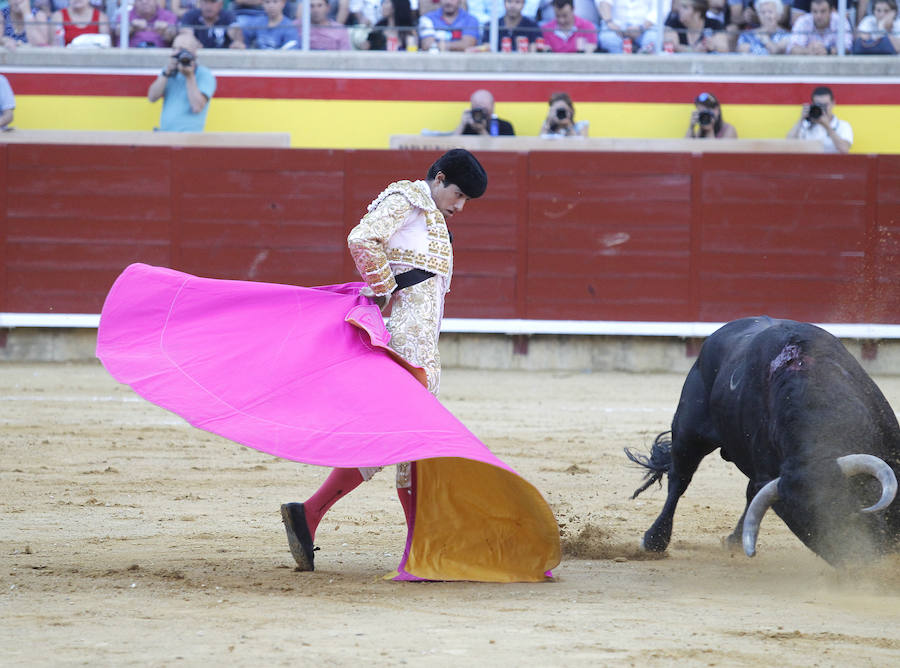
[[640, 533, 669, 553], [721, 532, 742, 553]]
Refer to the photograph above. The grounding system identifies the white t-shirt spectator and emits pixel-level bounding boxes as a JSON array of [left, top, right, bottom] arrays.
[[798, 115, 853, 154]]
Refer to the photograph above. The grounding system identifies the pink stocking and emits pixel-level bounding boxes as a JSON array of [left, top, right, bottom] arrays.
[[304, 467, 363, 541]]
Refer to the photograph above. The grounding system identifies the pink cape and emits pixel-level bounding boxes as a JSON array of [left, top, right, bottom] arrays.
[[96, 264, 560, 582]]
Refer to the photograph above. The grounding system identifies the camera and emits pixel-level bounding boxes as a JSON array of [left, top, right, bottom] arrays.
[[555, 107, 568, 120], [175, 49, 195, 67], [698, 110, 714, 125], [470, 108, 487, 124], [806, 103, 825, 122]]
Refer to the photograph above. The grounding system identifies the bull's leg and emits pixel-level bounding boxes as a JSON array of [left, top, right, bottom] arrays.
[[722, 482, 756, 551], [641, 365, 719, 552], [642, 437, 715, 551]]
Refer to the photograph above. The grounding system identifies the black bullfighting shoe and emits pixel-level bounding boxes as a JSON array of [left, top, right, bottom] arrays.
[[280, 502, 316, 571]]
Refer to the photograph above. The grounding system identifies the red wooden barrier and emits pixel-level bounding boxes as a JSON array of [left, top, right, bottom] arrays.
[[2, 145, 898, 324]]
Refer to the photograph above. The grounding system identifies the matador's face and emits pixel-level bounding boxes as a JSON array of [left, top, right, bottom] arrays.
[[430, 173, 470, 219]]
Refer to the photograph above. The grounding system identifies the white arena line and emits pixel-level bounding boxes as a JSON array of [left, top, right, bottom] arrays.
[[4, 314, 900, 339]]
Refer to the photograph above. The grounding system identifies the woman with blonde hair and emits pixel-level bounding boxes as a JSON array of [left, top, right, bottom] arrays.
[[737, 0, 790, 54]]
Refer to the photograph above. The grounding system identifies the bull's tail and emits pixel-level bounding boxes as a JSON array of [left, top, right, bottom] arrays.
[[624, 431, 673, 499]]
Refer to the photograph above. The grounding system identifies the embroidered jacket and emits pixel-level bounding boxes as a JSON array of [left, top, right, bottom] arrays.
[[347, 179, 452, 396], [348, 180, 452, 297]]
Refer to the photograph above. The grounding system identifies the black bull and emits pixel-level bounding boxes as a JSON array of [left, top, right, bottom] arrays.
[[627, 316, 900, 565]]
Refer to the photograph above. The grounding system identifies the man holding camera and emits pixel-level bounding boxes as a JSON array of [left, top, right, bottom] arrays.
[[452, 89, 515, 137], [786, 86, 852, 154], [148, 33, 217, 133]]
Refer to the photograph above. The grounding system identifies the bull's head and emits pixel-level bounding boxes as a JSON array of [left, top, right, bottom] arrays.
[[743, 455, 898, 564]]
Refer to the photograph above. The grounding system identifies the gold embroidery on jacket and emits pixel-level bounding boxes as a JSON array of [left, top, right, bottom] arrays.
[[347, 180, 452, 297]]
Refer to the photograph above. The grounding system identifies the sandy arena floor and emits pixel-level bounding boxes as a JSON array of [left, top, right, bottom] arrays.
[[2, 362, 900, 666]]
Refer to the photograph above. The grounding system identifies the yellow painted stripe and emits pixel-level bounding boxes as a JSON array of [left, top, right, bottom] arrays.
[[13, 96, 900, 154]]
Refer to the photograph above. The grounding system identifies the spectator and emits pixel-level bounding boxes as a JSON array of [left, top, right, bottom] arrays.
[[452, 89, 515, 136], [707, 0, 740, 48], [180, 0, 245, 49], [51, 0, 109, 45], [540, 91, 589, 137], [706, 0, 735, 26], [418, 0, 479, 51], [0, 74, 14, 130], [2, 0, 51, 47], [361, 0, 416, 50], [349, 0, 383, 26], [231, 0, 266, 31], [596, 0, 660, 53], [326, 0, 352, 24], [147, 32, 217, 132], [242, 0, 299, 48], [853, 0, 900, 53], [787, 0, 852, 54], [786, 86, 852, 154], [732, 0, 762, 29], [541, 0, 598, 52], [113, 0, 177, 48], [785, 0, 864, 26], [665, 0, 729, 52], [171, 0, 198, 20], [308, 0, 351, 49], [737, 0, 790, 52], [685, 91, 738, 139], [483, 0, 541, 51]]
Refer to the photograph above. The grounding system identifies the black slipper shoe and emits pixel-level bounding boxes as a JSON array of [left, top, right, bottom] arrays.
[[280, 502, 316, 571]]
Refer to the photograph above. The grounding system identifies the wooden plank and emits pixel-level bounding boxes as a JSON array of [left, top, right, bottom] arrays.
[[10, 144, 172, 170]]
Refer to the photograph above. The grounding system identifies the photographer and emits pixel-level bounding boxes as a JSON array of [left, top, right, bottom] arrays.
[[452, 89, 515, 137], [786, 86, 852, 154], [147, 33, 217, 133], [685, 91, 737, 139], [540, 91, 589, 138]]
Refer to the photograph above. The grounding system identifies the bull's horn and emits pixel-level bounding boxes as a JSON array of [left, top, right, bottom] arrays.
[[742, 478, 780, 558], [836, 454, 898, 513]]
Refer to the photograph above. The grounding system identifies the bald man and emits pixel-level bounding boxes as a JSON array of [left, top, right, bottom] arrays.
[[148, 32, 217, 132], [452, 89, 516, 136]]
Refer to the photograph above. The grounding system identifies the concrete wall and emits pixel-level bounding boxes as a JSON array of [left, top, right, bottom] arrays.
[[5, 327, 900, 376]]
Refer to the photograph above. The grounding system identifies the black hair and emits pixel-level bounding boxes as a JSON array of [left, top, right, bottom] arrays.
[[427, 149, 488, 199], [549, 91, 575, 116], [553, 0, 574, 9], [390, 0, 412, 28], [811, 86, 834, 101]]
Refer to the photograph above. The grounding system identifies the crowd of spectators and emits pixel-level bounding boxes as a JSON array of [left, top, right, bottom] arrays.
[[0, 0, 895, 54]]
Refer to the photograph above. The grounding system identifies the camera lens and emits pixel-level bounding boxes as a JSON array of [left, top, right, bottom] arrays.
[[807, 104, 823, 121], [698, 110, 713, 125], [555, 107, 567, 120]]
